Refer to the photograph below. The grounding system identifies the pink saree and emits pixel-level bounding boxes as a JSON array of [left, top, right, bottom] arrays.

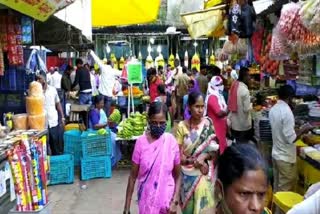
[[132, 133, 180, 214]]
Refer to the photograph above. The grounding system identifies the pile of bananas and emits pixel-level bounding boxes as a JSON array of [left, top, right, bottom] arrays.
[[109, 109, 121, 124], [117, 112, 147, 139]]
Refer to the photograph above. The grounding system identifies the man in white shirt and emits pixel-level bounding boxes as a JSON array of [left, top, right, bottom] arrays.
[[36, 72, 65, 155], [229, 67, 253, 143], [287, 183, 320, 214], [50, 67, 62, 89], [269, 85, 312, 192], [90, 50, 117, 116]]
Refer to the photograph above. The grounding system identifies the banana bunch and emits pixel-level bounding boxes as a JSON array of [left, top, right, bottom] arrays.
[[109, 109, 121, 124], [117, 112, 147, 139]]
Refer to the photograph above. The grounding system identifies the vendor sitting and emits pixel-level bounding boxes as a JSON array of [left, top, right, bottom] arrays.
[[89, 95, 108, 130], [89, 95, 122, 167]]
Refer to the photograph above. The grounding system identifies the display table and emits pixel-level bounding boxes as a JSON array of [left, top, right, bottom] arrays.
[[297, 155, 320, 195], [0, 130, 47, 214]]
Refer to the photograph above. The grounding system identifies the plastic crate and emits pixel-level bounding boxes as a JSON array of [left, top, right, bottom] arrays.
[[49, 154, 74, 185], [81, 129, 112, 158], [81, 156, 112, 180], [64, 130, 82, 166]]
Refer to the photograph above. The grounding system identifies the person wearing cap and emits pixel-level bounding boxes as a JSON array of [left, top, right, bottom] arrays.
[[36, 72, 65, 155], [71, 58, 92, 105]]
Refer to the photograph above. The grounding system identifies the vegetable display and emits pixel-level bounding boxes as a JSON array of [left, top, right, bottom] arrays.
[[117, 112, 147, 139]]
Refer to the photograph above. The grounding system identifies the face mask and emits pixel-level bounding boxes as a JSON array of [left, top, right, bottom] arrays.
[[217, 85, 224, 92], [149, 123, 166, 139]]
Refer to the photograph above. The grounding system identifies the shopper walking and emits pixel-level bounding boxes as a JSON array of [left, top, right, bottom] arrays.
[[174, 67, 190, 120], [72, 58, 92, 105], [205, 76, 228, 154], [155, 84, 172, 132], [228, 67, 253, 143], [269, 85, 312, 192], [196, 65, 208, 96], [90, 50, 117, 116], [148, 68, 163, 103], [175, 91, 218, 214], [36, 72, 65, 155], [124, 101, 181, 214]]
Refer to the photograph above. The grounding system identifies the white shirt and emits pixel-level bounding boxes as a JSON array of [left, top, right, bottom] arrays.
[[49, 71, 62, 89], [44, 85, 60, 128], [229, 82, 252, 131], [90, 50, 117, 97], [269, 100, 297, 163], [287, 189, 320, 214], [90, 72, 98, 96]]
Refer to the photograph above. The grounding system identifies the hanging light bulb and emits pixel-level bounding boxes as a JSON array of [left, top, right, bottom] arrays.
[[150, 38, 155, 44], [138, 51, 142, 59], [106, 45, 111, 54], [157, 45, 161, 53], [193, 42, 198, 47], [147, 44, 152, 53]]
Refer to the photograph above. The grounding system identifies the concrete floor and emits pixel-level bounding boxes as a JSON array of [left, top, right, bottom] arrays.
[[49, 169, 138, 214]]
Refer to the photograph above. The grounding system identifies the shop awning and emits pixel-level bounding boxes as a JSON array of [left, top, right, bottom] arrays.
[[92, 0, 161, 27], [0, 0, 74, 21], [34, 16, 93, 52], [181, 5, 225, 39]]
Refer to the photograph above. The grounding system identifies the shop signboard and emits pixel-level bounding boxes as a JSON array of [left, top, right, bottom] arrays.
[[0, 0, 74, 21], [127, 62, 142, 84]]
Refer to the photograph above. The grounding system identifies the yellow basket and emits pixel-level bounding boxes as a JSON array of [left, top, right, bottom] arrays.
[[64, 123, 80, 132], [272, 192, 303, 213]]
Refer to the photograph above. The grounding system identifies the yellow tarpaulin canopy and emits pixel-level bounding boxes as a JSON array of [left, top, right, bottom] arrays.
[[181, 5, 225, 39], [0, 0, 72, 21], [92, 0, 161, 27]]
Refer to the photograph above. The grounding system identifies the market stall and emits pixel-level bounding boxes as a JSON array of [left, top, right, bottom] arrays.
[[0, 129, 48, 214]]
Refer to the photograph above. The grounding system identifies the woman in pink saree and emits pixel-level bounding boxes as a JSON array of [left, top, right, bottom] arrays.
[[124, 101, 181, 214]]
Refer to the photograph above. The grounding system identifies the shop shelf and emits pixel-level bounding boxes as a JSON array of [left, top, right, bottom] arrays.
[[49, 154, 74, 185], [81, 129, 112, 158], [80, 156, 112, 180], [63, 130, 82, 166]]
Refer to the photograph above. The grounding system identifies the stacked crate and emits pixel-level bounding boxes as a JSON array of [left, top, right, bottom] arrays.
[[80, 129, 112, 180]]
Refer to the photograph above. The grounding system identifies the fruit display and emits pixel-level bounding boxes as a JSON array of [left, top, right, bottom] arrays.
[[122, 86, 143, 97], [191, 53, 200, 72], [168, 53, 175, 68], [251, 26, 264, 63], [145, 54, 154, 70], [117, 112, 147, 139], [119, 57, 125, 70], [109, 109, 121, 124], [260, 32, 280, 76], [110, 53, 119, 70]]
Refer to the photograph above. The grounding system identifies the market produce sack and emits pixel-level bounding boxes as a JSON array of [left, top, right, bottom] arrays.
[[269, 26, 290, 61], [277, 2, 305, 42], [299, 0, 320, 33], [222, 38, 247, 56], [13, 114, 28, 130], [26, 96, 45, 115], [28, 113, 46, 131], [28, 81, 43, 97]]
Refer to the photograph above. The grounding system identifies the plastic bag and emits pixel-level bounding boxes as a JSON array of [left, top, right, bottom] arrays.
[[222, 38, 247, 56], [277, 3, 301, 39], [269, 27, 290, 60], [28, 114, 46, 131], [299, 0, 319, 30], [13, 114, 28, 130]]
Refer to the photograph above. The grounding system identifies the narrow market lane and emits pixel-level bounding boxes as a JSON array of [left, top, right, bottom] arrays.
[[49, 169, 138, 214]]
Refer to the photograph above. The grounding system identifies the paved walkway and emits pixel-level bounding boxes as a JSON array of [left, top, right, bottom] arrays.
[[49, 169, 138, 214]]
